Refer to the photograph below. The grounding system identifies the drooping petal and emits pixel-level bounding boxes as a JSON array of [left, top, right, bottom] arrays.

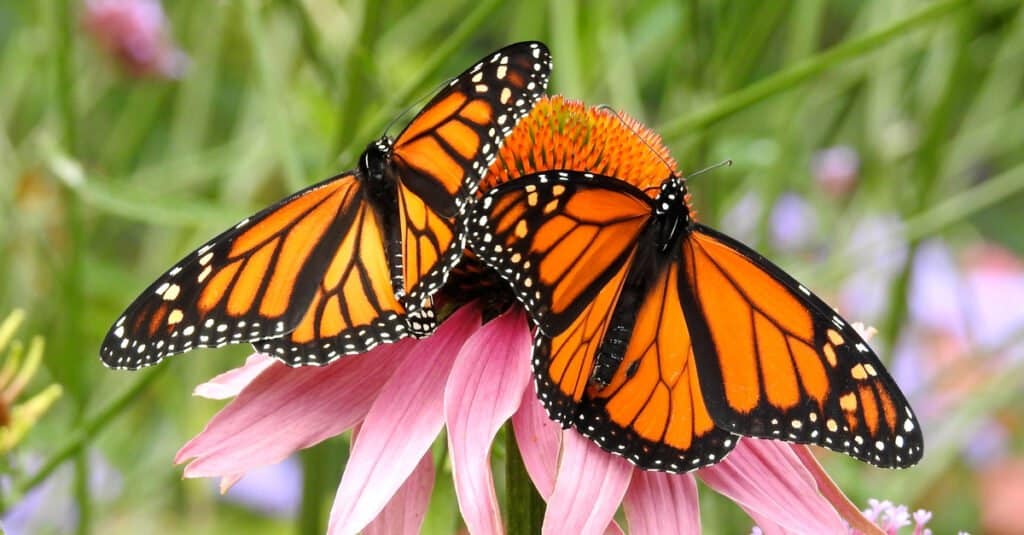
[[363, 449, 435, 535], [623, 471, 700, 535], [217, 458, 302, 517], [193, 354, 274, 400], [698, 438, 844, 535], [176, 340, 415, 477], [219, 474, 243, 494], [328, 305, 481, 535], [544, 430, 633, 535], [511, 381, 562, 498], [446, 307, 533, 535]]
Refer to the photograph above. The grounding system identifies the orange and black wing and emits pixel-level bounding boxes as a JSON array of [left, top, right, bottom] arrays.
[[539, 257, 739, 472], [470, 171, 735, 471], [100, 172, 432, 370], [679, 225, 924, 467], [467, 171, 650, 334], [390, 41, 551, 307]]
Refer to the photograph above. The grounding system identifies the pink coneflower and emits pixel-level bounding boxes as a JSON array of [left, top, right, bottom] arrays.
[[178, 304, 873, 534], [82, 0, 188, 79]]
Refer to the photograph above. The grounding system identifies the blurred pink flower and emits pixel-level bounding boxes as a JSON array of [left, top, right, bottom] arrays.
[[177, 303, 874, 534], [888, 239, 1024, 470], [82, 0, 188, 78], [813, 146, 860, 198]]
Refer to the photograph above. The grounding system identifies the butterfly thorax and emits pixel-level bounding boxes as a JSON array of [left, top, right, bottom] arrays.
[[651, 176, 693, 255], [359, 137, 399, 210], [590, 176, 693, 387]]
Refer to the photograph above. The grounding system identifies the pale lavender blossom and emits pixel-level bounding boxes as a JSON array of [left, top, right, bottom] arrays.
[[216, 457, 302, 518], [769, 191, 819, 252]]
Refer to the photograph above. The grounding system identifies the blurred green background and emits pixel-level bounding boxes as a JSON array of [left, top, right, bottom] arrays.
[[2, 0, 1024, 533]]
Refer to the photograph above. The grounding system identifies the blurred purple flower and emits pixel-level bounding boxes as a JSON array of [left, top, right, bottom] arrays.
[[862, 499, 912, 533], [769, 191, 818, 252], [720, 190, 764, 245], [82, 0, 188, 79], [216, 456, 302, 518], [812, 146, 860, 198], [888, 238, 1024, 471], [962, 244, 1024, 352], [754, 499, 939, 535], [838, 214, 909, 326], [1, 450, 122, 535], [962, 419, 1010, 470]]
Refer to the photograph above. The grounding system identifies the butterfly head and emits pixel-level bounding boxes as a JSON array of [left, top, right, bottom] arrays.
[[361, 137, 395, 182], [651, 176, 694, 252]]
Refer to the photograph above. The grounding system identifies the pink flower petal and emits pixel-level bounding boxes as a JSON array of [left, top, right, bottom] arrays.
[[363, 448, 435, 535], [193, 354, 274, 400], [176, 340, 415, 477], [623, 471, 700, 534], [219, 473, 243, 494], [545, 430, 633, 535], [445, 307, 533, 535], [511, 381, 562, 498], [328, 305, 481, 535], [743, 508, 790, 535], [698, 438, 844, 534]]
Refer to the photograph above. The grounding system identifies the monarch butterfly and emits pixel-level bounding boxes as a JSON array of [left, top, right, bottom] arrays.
[[100, 41, 552, 370], [467, 124, 923, 471]]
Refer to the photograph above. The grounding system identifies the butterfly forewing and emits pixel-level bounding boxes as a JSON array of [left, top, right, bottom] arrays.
[[467, 171, 650, 334], [390, 41, 552, 308], [100, 173, 426, 369]]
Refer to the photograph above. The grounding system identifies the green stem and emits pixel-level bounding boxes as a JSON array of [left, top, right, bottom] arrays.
[[880, 8, 975, 348], [74, 450, 91, 535], [505, 424, 544, 535], [54, 0, 90, 532], [297, 444, 329, 535], [243, 1, 306, 191], [658, 0, 968, 138], [2, 366, 169, 511]]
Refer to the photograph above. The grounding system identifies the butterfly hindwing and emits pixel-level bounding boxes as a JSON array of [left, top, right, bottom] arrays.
[[390, 41, 552, 307], [252, 195, 437, 366], [537, 256, 739, 472], [100, 173, 431, 370], [679, 225, 924, 467]]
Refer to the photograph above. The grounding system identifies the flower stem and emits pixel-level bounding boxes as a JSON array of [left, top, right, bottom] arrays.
[[297, 444, 329, 535], [1, 366, 169, 511], [505, 425, 544, 535], [658, 0, 968, 138]]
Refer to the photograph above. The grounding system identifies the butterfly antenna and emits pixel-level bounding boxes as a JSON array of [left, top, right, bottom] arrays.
[[685, 159, 732, 180], [382, 75, 454, 137], [594, 104, 678, 178]]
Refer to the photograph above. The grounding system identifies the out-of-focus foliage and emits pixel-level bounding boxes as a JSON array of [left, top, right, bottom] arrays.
[[1, 0, 1022, 533]]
